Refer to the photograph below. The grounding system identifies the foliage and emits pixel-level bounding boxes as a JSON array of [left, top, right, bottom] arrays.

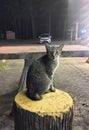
[[0, 60, 8, 71]]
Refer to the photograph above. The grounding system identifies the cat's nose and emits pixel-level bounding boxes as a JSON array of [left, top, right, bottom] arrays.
[[53, 53, 55, 56]]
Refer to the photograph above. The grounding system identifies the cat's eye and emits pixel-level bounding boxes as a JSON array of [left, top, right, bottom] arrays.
[[56, 52, 59, 55]]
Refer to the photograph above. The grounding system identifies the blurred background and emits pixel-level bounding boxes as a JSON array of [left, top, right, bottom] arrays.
[[0, 0, 88, 43]]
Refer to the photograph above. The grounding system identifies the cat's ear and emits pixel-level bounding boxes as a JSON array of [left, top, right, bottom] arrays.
[[58, 44, 64, 51], [45, 43, 51, 51]]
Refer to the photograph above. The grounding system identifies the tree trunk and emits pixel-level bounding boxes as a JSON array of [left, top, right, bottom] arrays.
[[14, 89, 73, 130]]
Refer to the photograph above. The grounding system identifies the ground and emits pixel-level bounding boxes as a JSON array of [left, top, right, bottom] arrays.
[[0, 57, 89, 130]]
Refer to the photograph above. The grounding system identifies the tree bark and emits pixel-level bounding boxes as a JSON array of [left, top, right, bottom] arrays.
[[14, 89, 73, 130]]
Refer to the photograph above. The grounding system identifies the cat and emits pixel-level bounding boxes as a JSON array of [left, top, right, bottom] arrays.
[[26, 43, 63, 100]]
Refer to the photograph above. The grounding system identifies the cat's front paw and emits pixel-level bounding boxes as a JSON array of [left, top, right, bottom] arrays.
[[50, 86, 56, 92], [51, 87, 56, 92]]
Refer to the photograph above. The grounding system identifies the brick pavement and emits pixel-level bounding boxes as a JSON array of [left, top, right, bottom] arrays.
[[0, 57, 89, 130]]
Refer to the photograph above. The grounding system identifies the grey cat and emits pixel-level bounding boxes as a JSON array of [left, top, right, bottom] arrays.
[[26, 43, 63, 100]]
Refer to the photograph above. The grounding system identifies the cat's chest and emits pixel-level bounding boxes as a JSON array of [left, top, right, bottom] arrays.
[[52, 58, 59, 73], [46, 58, 59, 76]]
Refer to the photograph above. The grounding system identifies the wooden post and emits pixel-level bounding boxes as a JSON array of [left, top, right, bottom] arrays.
[[70, 27, 73, 42], [14, 89, 73, 130], [75, 22, 79, 40]]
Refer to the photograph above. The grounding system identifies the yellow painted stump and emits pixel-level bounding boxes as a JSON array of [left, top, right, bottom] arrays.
[[14, 89, 73, 130]]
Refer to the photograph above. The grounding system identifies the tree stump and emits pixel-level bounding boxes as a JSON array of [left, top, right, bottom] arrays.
[[14, 89, 73, 130]]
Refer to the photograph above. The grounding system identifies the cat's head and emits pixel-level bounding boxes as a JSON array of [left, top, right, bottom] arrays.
[[45, 43, 64, 60]]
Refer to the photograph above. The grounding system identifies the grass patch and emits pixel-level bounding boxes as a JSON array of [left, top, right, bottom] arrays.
[[0, 60, 8, 71]]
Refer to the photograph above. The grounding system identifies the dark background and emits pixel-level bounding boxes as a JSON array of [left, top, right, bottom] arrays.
[[0, 0, 79, 39]]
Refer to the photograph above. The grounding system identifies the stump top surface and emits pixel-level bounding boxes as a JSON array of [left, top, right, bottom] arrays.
[[15, 89, 73, 118]]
